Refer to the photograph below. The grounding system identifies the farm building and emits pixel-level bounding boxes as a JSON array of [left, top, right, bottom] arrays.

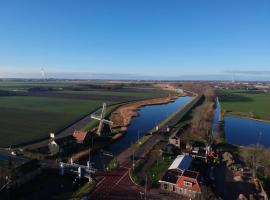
[[168, 155, 192, 172], [169, 134, 181, 148], [73, 130, 89, 143], [159, 154, 202, 199]]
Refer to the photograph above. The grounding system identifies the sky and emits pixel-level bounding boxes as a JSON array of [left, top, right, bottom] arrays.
[[0, 0, 270, 80]]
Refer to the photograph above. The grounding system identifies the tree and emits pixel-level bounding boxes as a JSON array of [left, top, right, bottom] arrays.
[[189, 89, 215, 162], [196, 185, 220, 200], [240, 145, 270, 179]]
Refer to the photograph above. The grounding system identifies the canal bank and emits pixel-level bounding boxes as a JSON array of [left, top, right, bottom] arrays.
[[213, 97, 270, 148]]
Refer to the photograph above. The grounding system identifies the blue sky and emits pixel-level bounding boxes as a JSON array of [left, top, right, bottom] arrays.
[[0, 0, 270, 80]]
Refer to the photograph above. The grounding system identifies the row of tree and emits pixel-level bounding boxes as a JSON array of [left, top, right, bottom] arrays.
[[183, 85, 215, 161]]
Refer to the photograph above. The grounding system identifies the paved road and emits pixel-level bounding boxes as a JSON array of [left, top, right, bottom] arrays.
[[90, 161, 147, 200]]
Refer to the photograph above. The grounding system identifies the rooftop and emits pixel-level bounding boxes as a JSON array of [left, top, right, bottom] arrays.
[[168, 155, 192, 171], [160, 171, 179, 184], [182, 170, 199, 179], [73, 130, 88, 142]]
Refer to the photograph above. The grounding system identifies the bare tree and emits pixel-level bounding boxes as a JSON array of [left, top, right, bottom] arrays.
[[189, 87, 215, 161], [240, 145, 270, 178]]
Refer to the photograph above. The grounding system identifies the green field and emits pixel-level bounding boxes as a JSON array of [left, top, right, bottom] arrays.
[[217, 89, 270, 120], [57, 90, 162, 97], [0, 96, 107, 147], [0, 80, 172, 147]]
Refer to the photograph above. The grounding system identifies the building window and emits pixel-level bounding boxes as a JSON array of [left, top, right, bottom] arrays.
[[180, 188, 184, 193], [184, 181, 192, 187], [164, 183, 168, 190], [173, 185, 175, 191]]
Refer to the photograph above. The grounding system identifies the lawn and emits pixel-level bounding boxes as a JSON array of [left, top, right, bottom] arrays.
[[217, 89, 270, 120], [148, 156, 173, 186]]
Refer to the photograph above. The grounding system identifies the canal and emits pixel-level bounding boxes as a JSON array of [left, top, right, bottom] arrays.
[[108, 96, 192, 155], [83, 96, 192, 168], [213, 97, 270, 147]]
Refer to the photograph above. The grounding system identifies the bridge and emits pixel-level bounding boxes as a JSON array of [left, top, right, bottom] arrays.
[[44, 160, 97, 182]]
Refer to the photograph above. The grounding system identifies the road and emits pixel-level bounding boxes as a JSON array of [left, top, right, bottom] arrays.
[[90, 161, 149, 200]]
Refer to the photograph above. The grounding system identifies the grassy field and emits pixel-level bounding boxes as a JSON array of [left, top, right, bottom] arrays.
[[217, 89, 270, 120], [0, 80, 172, 147], [0, 96, 107, 147], [57, 90, 163, 97]]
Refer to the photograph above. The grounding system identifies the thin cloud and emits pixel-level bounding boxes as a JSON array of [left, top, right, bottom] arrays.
[[224, 70, 270, 75]]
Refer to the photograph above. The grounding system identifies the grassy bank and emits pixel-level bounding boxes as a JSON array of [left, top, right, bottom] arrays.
[[70, 181, 96, 200], [217, 89, 270, 120]]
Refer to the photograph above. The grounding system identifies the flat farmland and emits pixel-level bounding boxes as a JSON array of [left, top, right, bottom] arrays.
[[0, 80, 172, 147], [0, 96, 107, 147], [217, 89, 270, 120]]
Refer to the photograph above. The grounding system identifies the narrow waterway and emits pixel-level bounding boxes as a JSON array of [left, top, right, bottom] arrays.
[[84, 96, 192, 168], [212, 97, 270, 147], [212, 97, 221, 136], [107, 96, 192, 155]]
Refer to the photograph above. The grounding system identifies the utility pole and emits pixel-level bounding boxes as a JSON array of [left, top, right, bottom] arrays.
[[132, 150, 135, 171], [254, 132, 262, 177], [88, 136, 93, 169], [144, 175, 147, 200], [137, 130, 141, 145]]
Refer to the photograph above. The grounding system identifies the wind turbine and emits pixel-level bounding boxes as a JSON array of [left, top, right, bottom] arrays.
[[90, 103, 113, 136], [41, 67, 47, 80]]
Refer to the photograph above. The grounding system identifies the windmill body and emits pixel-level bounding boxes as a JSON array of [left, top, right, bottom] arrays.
[[91, 103, 113, 136]]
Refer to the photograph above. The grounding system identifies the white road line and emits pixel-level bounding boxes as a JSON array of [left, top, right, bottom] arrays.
[[120, 165, 130, 169], [96, 177, 106, 187], [115, 170, 129, 186]]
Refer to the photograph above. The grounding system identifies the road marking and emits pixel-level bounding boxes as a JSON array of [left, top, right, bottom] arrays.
[[96, 177, 106, 187], [115, 170, 129, 185], [120, 165, 130, 170]]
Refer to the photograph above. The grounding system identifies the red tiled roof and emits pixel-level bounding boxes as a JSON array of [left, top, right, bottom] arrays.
[[73, 131, 87, 142], [176, 170, 201, 193]]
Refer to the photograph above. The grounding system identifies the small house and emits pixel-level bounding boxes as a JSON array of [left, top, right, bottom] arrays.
[[176, 170, 201, 198], [73, 130, 88, 143]]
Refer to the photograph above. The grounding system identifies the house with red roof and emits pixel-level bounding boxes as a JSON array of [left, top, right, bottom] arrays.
[[176, 170, 201, 198], [159, 155, 202, 199], [73, 130, 88, 143]]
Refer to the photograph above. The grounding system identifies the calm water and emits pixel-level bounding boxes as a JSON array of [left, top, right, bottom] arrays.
[[224, 116, 270, 147], [212, 97, 220, 135], [83, 96, 192, 168], [213, 97, 270, 147], [107, 96, 192, 155]]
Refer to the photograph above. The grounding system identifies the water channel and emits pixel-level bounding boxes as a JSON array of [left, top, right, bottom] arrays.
[[213, 98, 270, 147], [107, 96, 192, 155], [83, 96, 192, 168]]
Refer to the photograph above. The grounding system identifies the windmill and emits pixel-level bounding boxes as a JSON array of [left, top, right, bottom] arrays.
[[90, 103, 113, 136]]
